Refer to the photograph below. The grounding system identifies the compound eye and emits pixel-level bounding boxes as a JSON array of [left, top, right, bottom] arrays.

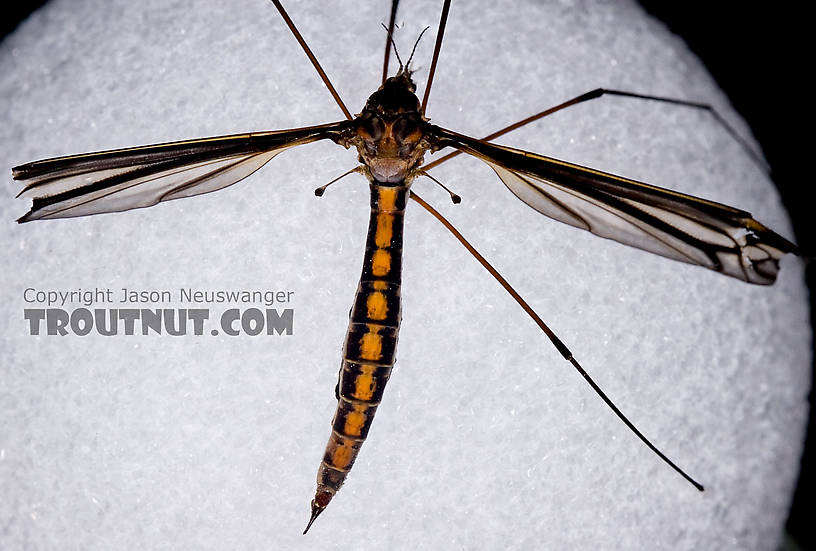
[[392, 116, 420, 142], [358, 115, 385, 141]]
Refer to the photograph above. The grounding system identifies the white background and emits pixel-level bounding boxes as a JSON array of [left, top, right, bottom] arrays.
[[0, 0, 810, 549]]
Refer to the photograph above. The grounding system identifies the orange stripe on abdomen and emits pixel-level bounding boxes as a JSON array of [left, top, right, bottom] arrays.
[[311, 182, 408, 498]]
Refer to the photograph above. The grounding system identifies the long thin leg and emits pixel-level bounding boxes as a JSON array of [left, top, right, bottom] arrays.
[[409, 190, 705, 492], [382, 0, 400, 83], [420, 0, 452, 116], [423, 88, 768, 173], [271, 0, 706, 491], [269, 0, 353, 121]]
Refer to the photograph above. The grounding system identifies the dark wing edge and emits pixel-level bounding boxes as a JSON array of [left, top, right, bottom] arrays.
[[12, 121, 350, 223], [431, 126, 798, 285]]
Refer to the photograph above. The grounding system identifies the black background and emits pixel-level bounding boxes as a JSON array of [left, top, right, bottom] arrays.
[[637, 4, 812, 549], [3, 2, 812, 548]]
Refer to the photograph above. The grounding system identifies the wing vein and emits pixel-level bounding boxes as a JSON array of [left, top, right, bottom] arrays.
[[431, 125, 797, 284]]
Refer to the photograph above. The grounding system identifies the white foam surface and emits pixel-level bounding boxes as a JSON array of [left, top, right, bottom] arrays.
[[0, 1, 810, 549]]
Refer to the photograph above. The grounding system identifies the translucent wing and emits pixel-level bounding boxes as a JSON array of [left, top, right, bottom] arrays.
[[13, 121, 349, 222], [431, 126, 798, 285]]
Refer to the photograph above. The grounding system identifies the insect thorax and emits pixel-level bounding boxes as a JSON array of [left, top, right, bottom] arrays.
[[351, 73, 431, 184]]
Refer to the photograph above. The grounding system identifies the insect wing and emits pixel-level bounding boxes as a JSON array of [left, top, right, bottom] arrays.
[[432, 126, 797, 285], [13, 122, 348, 222]]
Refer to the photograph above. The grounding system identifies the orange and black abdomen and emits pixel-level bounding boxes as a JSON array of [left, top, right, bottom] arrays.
[[311, 182, 408, 504]]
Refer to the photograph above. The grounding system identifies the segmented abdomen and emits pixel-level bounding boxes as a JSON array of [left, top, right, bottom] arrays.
[[312, 182, 408, 504]]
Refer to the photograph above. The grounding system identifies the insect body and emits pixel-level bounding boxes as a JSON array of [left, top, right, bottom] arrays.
[[10, 0, 799, 535], [306, 73, 428, 530]]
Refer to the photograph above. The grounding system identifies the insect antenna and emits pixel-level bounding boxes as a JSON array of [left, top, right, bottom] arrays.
[[405, 26, 431, 72], [381, 23, 405, 73], [421, 0, 452, 115], [381, 22, 430, 77], [409, 190, 704, 492], [269, 0, 352, 121], [382, 0, 400, 83]]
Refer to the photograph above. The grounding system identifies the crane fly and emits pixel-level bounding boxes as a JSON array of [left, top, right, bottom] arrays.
[[10, 0, 798, 534]]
